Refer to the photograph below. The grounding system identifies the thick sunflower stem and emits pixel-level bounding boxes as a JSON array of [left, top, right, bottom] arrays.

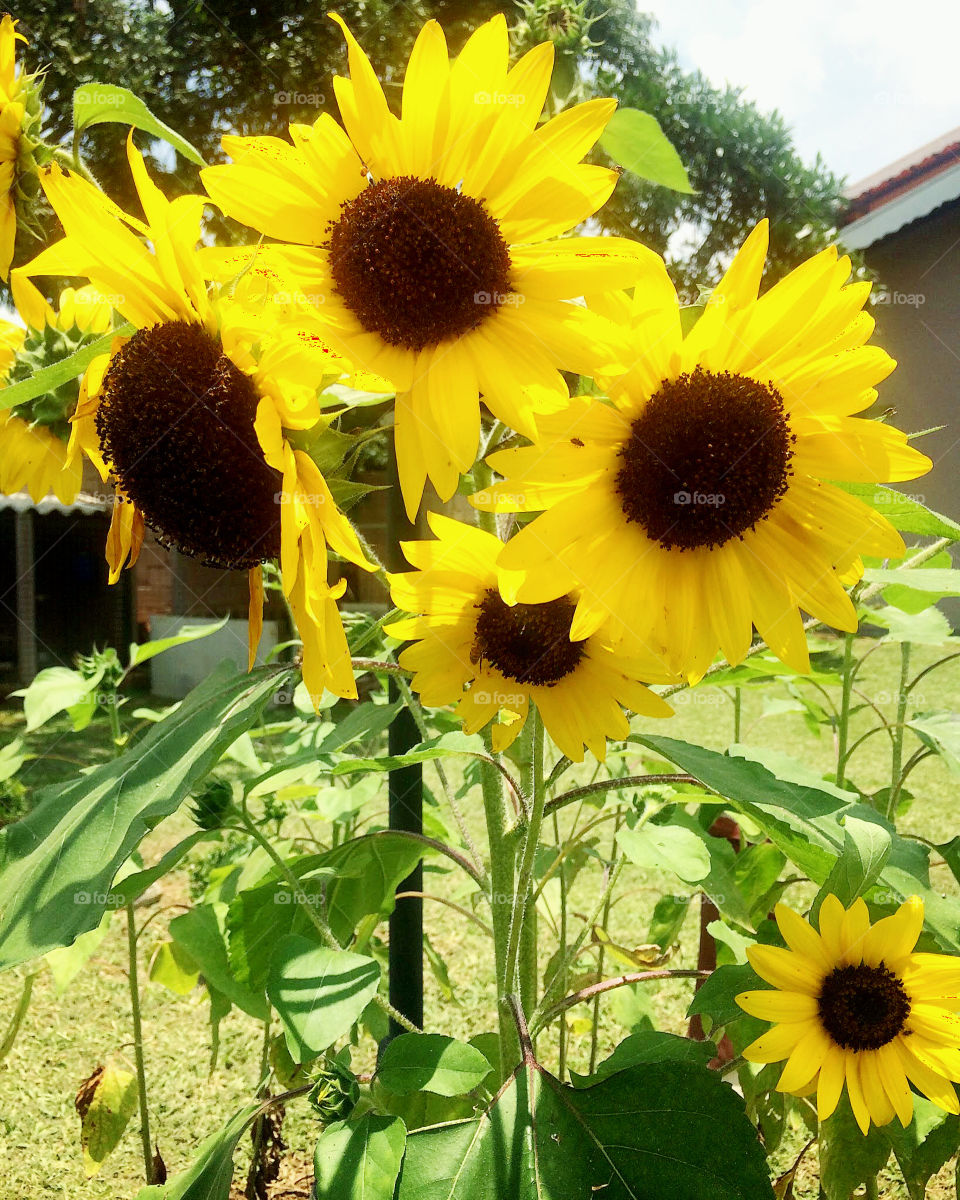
[[835, 633, 856, 788], [517, 713, 545, 1029], [479, 746, 519, 1074], [504, 711, 546, 1042]]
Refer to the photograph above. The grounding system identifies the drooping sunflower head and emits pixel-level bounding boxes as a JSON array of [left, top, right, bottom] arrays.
[[736, 896, 960, 1134], [201, 14, 653, 518], [0, 14, 50, 279], [16, 134, 376, 700], [478, 223, 932, 680], [386, 512, 673, 762]]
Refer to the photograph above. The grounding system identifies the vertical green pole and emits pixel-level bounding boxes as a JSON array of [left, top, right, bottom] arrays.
[[385, 443, 423, 1036]]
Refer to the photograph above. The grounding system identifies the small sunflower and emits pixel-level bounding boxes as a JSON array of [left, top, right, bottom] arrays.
[[201, 14, 652, 518], [474, 222, 931, 679], [15, 134, 376, 700], [0, 14, 47, 279], [386, 512, 673, 762], [737, 897, 960, 1134], [0, 284, 111, 503]]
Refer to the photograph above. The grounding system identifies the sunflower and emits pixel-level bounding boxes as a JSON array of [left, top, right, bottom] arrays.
[[386, 512, 673, 762], [0, 14, 46, 279], [201, 14, 653, 518], [15, 134, 376, 700], [0, 284, 111, 503], [473, 222, 932, 680], [736, 896, 960, 1134]]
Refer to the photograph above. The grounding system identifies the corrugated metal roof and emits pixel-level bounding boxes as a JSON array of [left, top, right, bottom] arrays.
[[0, 489, 111, 515], [840, 128, 960, 250]]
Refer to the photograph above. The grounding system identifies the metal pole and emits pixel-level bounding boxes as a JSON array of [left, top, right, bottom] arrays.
[[385, 443, 423, 1035]]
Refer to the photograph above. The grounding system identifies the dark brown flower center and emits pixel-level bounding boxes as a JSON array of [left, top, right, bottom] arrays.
[[472, 590, 584, 686], [615, 367, 795, 551], [818, 963, 911, 1051], [327, 176, 512, 352], [96, 321, 282, 570]]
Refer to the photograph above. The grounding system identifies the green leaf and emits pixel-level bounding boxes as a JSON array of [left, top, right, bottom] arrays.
[[908, 712, 960, 776], [78, 1062, 138, 1177], [396, 1058, 773, 1199], [225, 833, 425, 993], [267, 935, 381, 1060], [812, 816, 891, 919], [149, 941, 200, 996], [884, 1098, 959, 1200], [617, 822, 711, 883], [598, 107, 695, 193], [0, 327, 133, 412], [646, 893, 691, 951], [423, 932, 458, 1003], [0, 736, 27, 783], [867, 604, 953, 645], [378, 1034, 491, 1097], [569, 1031, 714, 1087], [169, 902, 267, 1020], [73, 84, 206, 165], [862, 567, 960, 614], [127, 616, 228, 668], [0, 663, 289, 970], [314, 1115, 407, 1200], [836, 482, 960, 541], [686, 962, 761, 1029], [819, 1094, 890, 1200], [134, 1103, 260, 1200], [318, 699, 404, 753], [13, 666, 97, 732], [45, 917, 111, 994], [110, 831, 214, 907], [332, 732, 485, 776]]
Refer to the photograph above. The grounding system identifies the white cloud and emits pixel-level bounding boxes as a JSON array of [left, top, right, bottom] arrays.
[[640, 0, 960, 181]]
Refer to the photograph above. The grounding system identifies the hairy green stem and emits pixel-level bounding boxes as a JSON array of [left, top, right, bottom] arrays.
[[479, 745, 519, 1073], [517, 712, 544, 1029], [588, 807, 623, 1074], [552, 812, 568, 1080], [835, 633, 856, 788], [887, 642, 913, 820]]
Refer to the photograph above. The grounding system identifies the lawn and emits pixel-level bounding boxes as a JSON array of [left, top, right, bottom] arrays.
[[0, 635, 958, 1198]]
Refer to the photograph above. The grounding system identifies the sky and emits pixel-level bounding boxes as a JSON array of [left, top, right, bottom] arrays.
[[640, 0, 960, 187]]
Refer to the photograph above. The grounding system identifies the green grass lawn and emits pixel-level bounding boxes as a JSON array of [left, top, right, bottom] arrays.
[[0, 636, 958, 1198]]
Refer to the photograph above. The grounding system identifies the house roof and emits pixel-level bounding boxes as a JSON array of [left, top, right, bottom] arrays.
[[840, 127, 960, 250], [0, 489, 111, 515]]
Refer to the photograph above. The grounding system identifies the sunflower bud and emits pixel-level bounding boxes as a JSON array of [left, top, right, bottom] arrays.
[[307, 1058, 360, 1124]]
